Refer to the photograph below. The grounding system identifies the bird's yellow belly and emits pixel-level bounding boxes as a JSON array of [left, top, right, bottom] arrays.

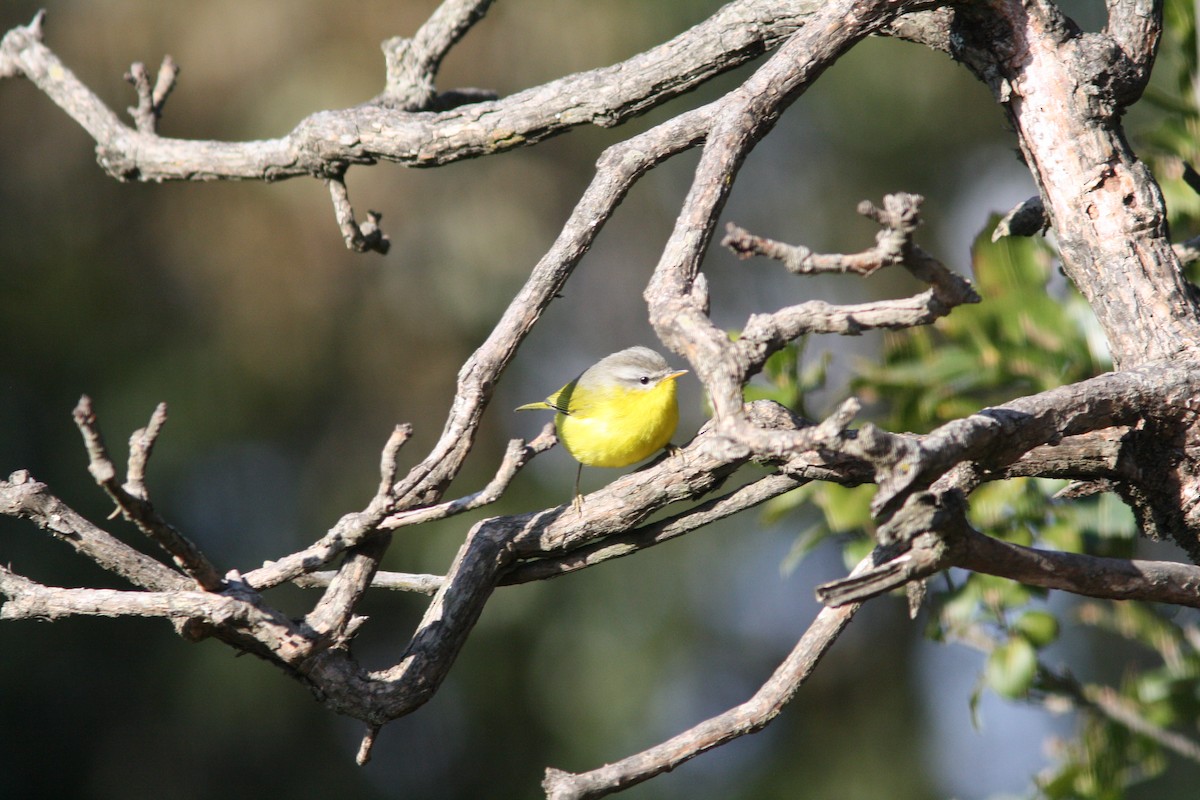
[[556, 385, 679, 468]]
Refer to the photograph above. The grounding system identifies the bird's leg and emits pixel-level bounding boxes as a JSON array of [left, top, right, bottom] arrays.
[[572, 463, 583, 513], [664, 441, 687, 468]]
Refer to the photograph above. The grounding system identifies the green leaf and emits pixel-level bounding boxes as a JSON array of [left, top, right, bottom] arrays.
[[780, 523, 828, 575], [985, 636, 1038, 699], [813, 483, 877, 533], [1014, 610, 1060, 649]]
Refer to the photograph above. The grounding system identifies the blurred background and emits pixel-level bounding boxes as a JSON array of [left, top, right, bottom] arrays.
[[1, 1, 1196, 798]]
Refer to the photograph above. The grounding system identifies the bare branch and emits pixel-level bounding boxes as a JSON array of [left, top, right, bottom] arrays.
[[380, 425, 556, 530], [721, 195, 979, 376], [502, 472, 804, 584], [723, 222, 885, 276], [952, 527, 1200, 609], [293, 570, 444, 595], [124, 56, 178, 133], [542, 555, 871, 800], [125, 402, 168, 499], [0, 565, 316, 665], [861, 366, 1200, 517], [958, 2, 1200, 366], [1175, 234, 1200, 267], [380, 0, 496, 109], [0, 567, 220, 622], [991, 196, 1200, 272], [72, 397, 224, 592], [326, 176, 390, 254], [816, 491, 964, 605], [301, 426, 553, 640], [0, 2, 819, 183], [356, 724, 382, 766], [645, 0, 923, 436], [378, 423, 414, 497], [1037, 668, 1200, 764], [387, 102, 716, 509], [814, 485, 1200, 612], [1102, 0, 1162, 105], [0, 471, 186, 591], [992, 195, 1047, 241], [243, 426, 415, 593]]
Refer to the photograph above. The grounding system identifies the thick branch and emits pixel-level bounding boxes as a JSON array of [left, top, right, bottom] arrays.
[[953, 528, 1200, 608], [502, 472, 804, 584], [951, 1, 1200, 366], [816, 487, 1200, 611], [858, 365, 1200, 517], [0, 2, 817, 182], [0, 471, 186, 592]]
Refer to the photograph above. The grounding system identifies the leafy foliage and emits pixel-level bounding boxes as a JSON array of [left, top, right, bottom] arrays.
[[756, 98, 1200, 793]]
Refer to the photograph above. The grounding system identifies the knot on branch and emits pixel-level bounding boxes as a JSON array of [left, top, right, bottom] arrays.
[[858, 190, 922, 240]]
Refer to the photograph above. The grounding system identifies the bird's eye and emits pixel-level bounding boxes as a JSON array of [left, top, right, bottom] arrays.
[[639, 376, 650, 385]]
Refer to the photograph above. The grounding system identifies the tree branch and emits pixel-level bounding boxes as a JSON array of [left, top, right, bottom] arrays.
[[326, 176, 390, 254], [72, 396, 224, 592], [0, 471, 186, 592], [951, 1, 1200, 366], [0, 2, 817, 183], [816, 486, 1200, 611], [543, 556, 870, 800], [380, 425, 556, 530], [124, 56, 178, 134], [953, 527, 1200, 609], [379, 0, 496, 109]]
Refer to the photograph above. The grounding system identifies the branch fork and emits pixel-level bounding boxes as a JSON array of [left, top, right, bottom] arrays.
[[124, 56, 178, 134]]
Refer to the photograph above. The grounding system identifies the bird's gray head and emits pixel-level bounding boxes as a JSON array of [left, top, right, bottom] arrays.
[[578, 346, 685, 391]]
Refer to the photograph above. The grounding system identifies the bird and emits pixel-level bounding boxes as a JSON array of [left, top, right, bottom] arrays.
[[516, 346, 687, 508]]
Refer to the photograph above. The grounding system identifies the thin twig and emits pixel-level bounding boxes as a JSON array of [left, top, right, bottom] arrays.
[[543, 555, 873, 800], [293, 570, 444, 594], [357, 724, 382, 766], [1080, 683, 1200, 764], [124, 55, 178, 133], [379, 423, 414, 497], [72, 397, 225, 592], [727, 193, 978, 384], [380, 426, 556, 530], [326, 176, 390, 254], [125, 402, 168, 499]]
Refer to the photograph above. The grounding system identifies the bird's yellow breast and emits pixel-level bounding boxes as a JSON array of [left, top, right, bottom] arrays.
[[555, 379, 679, 468]]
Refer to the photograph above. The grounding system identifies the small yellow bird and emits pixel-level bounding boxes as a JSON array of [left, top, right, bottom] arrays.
[[517, 346, 687, 505]]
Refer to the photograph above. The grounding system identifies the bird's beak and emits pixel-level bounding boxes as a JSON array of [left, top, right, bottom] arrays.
[[665, 370, 688, 381]]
